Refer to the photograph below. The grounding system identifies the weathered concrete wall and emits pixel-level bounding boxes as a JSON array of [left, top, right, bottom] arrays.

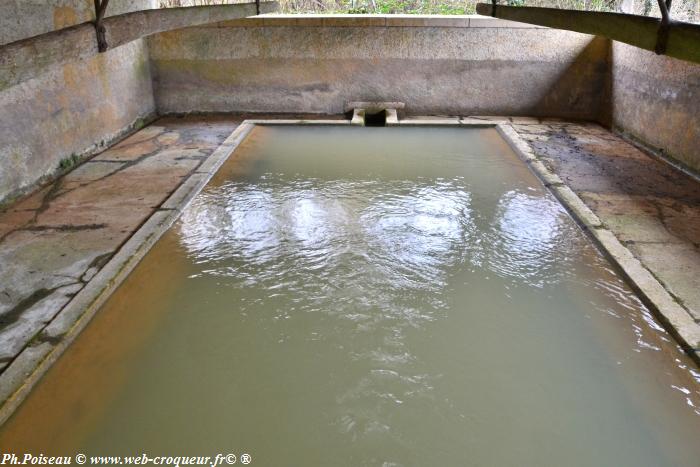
[[0, 0, 261, 46], [0, 39, 155, 204], [0, 0, 162, 46], [0, 3, 273, 93], [0, 2, 276, 205], [0, 0, 93, 45], [148, 16, 610, 118], [611, 42, 700, 172], [3, 11, 697, 202]]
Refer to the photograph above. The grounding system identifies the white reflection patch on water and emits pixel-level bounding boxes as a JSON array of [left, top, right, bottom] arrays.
[[180, 175, 476, 303], [179, 175, 485, 447], [483, 191, 574, 286]]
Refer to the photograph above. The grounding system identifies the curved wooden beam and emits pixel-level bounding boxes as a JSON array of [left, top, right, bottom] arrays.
[[476, 3, 700, 64], [0, 2, 278, 91]]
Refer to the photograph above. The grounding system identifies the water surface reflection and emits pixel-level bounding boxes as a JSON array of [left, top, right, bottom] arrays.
[[1, 126, 699, 467]]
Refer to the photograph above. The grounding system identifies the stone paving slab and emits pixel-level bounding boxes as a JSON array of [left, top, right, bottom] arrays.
[[513, 120, 700, 326], [0, 115, 242, 372]]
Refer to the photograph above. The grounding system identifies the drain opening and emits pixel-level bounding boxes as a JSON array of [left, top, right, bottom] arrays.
[[346, 102, 405, 126], [364, 110, 387, 127]]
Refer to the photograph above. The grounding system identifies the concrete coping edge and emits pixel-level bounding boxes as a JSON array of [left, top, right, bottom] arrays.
[[0, 122, 256, 427], [213, 14, 547, 28]]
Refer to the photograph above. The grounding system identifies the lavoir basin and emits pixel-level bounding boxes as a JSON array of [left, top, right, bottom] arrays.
[[1, 125, 699, 466]]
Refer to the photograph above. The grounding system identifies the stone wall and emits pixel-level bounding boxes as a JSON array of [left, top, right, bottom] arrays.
[[0, 39, 155, 204], [0, 0, 262, 46], [0, 1, 164, 46], [0, 1, 267, 205], [610, 42, 700, 172], [149, 16, 700, 172], [148, 16, 611, 118]]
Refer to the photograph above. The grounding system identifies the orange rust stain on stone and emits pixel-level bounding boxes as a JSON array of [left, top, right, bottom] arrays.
[[0, 234, 184, 454], [79, 55, 120, 135], [61, 63, 81, 95], [56, 63, 87, 149], [210, 127, 266, 183], [53, 7, 80, 30]]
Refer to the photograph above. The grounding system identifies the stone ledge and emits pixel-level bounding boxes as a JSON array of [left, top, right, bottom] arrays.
[[0, 120, 254, 427], [218, 14, 546, 28]]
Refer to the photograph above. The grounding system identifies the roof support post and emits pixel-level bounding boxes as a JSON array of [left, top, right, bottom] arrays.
[[655, 0, 673, 54], [94, 0, 110, 52]]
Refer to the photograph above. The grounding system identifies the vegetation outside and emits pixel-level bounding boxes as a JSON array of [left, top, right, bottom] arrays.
[[159, 0, 699, 22]]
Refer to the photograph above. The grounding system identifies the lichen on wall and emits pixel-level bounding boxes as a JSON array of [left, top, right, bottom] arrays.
[[0, 39, 156, 204], [611, 42, 700, 172], [0, 0, 162, 46], [0, 0, 94, 45]]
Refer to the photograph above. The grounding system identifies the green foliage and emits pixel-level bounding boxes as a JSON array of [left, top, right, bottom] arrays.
[[58, 154, 81, 171], [346, 5, 371, 12], [340, 0, 474, 14], [133, 117, 147, 130], [154, 0, 700, 22], [278, 0, 699, 22]]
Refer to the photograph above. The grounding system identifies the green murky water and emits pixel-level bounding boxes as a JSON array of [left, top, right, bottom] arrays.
[[2, 126, 699, 466]]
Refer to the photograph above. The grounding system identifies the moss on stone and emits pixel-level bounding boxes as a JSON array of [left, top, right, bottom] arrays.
[[58, 153, 81, 171]]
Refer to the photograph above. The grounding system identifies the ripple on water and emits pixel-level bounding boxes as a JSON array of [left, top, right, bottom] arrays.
[[172, 138, 700, 465], [178, 169, 700, 405]]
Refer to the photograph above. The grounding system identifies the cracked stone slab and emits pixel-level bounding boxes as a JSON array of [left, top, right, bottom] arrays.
[[0, 283, 83, 364], [0, 115, 242, 380], [63, 161, 127, 183], [0, 230, 108, 311], [578, 192, 693, 245], [511, 120, 700, 357], [0, 227, 120, 365], [626, 242, 700, 322]]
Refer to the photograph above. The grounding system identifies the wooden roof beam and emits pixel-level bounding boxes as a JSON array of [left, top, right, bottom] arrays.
[[94, 0, 111, 52], [476, 3, 700, 64]]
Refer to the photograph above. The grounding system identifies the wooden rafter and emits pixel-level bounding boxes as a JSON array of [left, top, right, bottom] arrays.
[[476, 3, 700, 64]]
